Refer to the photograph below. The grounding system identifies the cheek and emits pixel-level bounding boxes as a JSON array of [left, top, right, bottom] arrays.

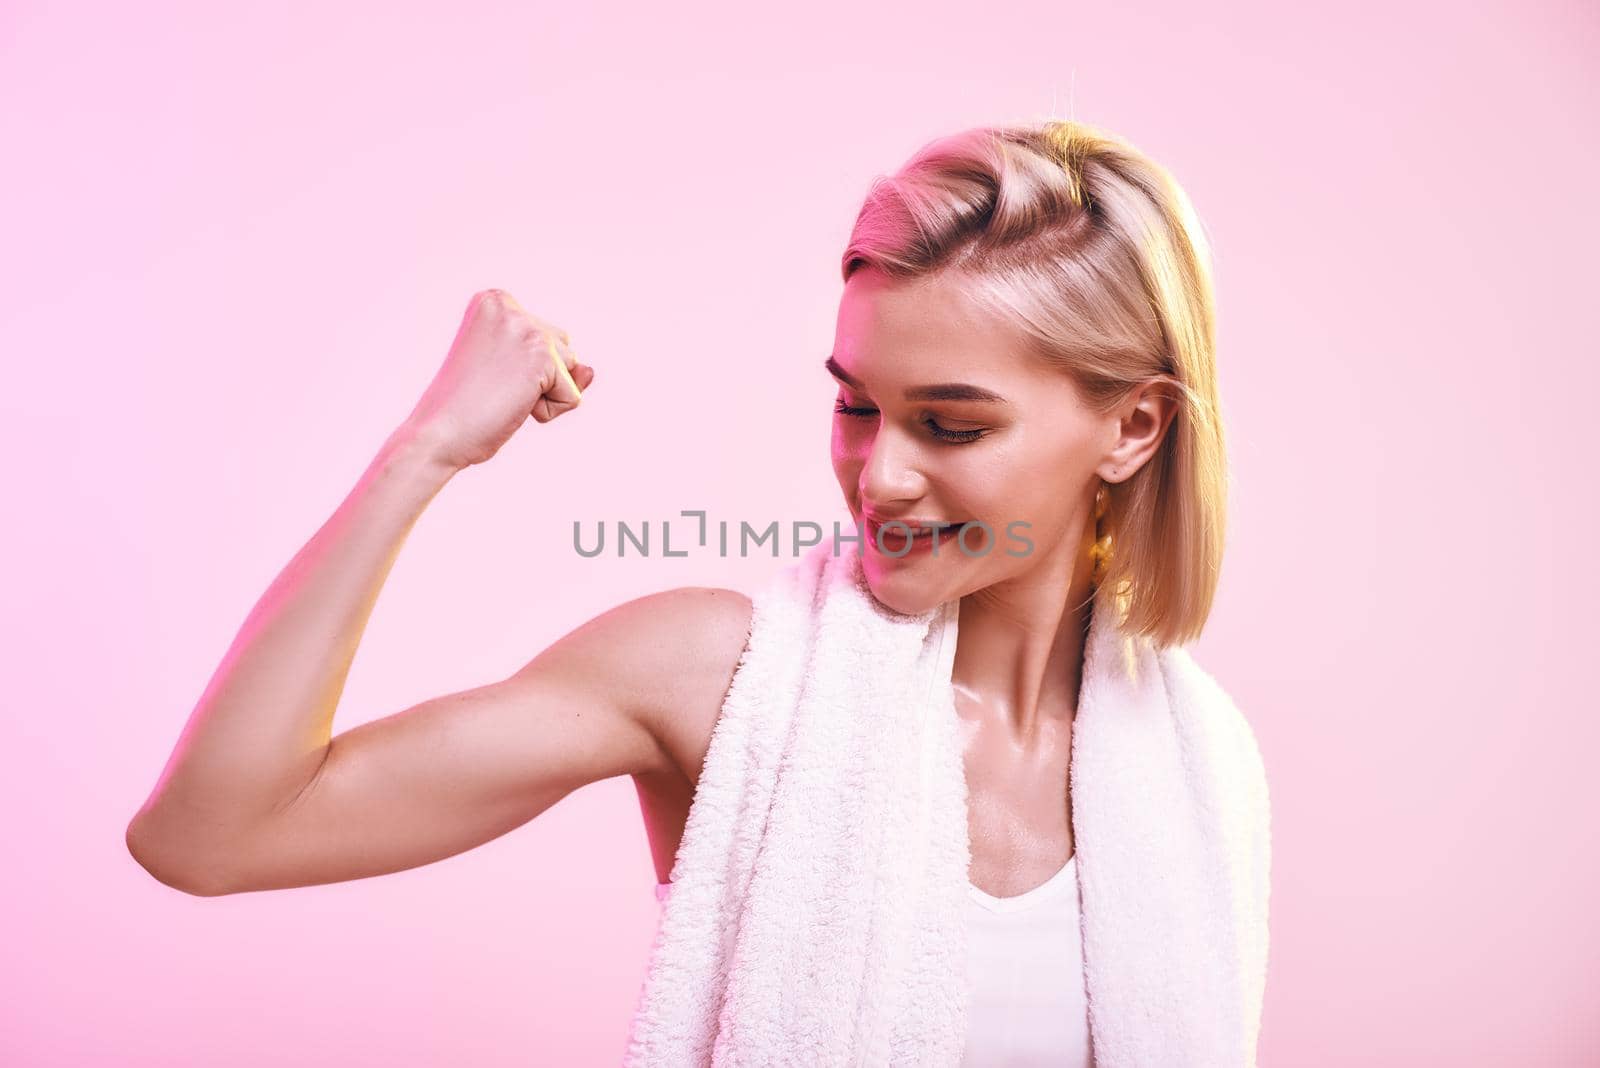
[[960, 441, 1078, 529], [830, 442, 860, 493], [830, 420, 862, 468]]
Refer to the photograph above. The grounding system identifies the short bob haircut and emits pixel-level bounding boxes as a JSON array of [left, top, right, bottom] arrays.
[[839, 119, 1229, 650]]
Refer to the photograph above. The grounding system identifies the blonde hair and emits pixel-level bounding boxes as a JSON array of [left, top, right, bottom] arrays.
[[840, 119, 1229, 649]]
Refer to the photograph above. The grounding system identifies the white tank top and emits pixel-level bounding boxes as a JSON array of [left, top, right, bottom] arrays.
[[654, 854, 1093, 1065]]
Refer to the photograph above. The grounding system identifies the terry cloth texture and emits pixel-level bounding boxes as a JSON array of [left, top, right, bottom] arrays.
[[623, 538, 1270, 1066]]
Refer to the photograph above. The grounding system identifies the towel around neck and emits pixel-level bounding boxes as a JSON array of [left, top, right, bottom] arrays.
[[623, 538, 1270, 1066]]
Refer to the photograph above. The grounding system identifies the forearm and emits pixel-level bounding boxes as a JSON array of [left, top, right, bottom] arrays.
[[128, 422, 459, 874]]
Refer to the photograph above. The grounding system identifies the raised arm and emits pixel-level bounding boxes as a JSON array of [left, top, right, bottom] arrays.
[[125, 288, 595, 895], [138, 583, 749, 897]]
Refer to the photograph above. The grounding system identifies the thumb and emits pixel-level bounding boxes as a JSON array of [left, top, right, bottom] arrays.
[[545, 338, 583, 406]]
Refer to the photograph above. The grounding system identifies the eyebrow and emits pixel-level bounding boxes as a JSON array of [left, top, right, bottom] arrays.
[[824, 355, 1010, 404]]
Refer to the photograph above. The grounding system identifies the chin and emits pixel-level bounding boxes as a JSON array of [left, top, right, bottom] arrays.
[[860, 557, 949, 617]]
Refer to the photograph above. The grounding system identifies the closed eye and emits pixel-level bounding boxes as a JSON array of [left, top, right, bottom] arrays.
[[832, 399, 988, 444]]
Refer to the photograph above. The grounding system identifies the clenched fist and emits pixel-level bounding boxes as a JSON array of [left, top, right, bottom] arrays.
[[401, 289, 595, 471]]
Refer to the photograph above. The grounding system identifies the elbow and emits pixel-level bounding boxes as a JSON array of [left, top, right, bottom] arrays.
[[125, 813, 237, 898]]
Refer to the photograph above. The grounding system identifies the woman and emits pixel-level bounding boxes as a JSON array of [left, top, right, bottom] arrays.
[[127, 119, 1268, 1066]]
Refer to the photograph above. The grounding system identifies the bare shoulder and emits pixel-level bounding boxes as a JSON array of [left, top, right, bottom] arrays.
[[603, 585, 753, 785]]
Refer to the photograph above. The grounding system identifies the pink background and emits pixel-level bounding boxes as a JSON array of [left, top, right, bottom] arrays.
[[3, 0, 1596, 1063]]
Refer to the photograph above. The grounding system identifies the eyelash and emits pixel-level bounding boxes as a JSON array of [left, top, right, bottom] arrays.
[[832, 400, 989, 444]]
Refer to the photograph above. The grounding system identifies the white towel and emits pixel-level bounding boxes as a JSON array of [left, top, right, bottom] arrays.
[[623, 537, 1270, 1066]]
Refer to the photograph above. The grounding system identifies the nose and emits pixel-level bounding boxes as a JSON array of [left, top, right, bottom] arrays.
[[857, 423, 925, 508]]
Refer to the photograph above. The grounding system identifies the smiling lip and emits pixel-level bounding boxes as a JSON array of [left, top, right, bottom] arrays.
[[862, 514, 965, 532], [863, 517, 970, 547]]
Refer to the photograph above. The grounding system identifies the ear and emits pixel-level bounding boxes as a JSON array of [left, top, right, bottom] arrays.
[[1095, 378, 1180, 484]]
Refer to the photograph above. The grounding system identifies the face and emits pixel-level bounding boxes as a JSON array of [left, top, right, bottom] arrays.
[[828, 267, 1114, 616]]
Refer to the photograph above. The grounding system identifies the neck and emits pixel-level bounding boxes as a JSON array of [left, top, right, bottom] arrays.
[[949, 532, 1098, 747]]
